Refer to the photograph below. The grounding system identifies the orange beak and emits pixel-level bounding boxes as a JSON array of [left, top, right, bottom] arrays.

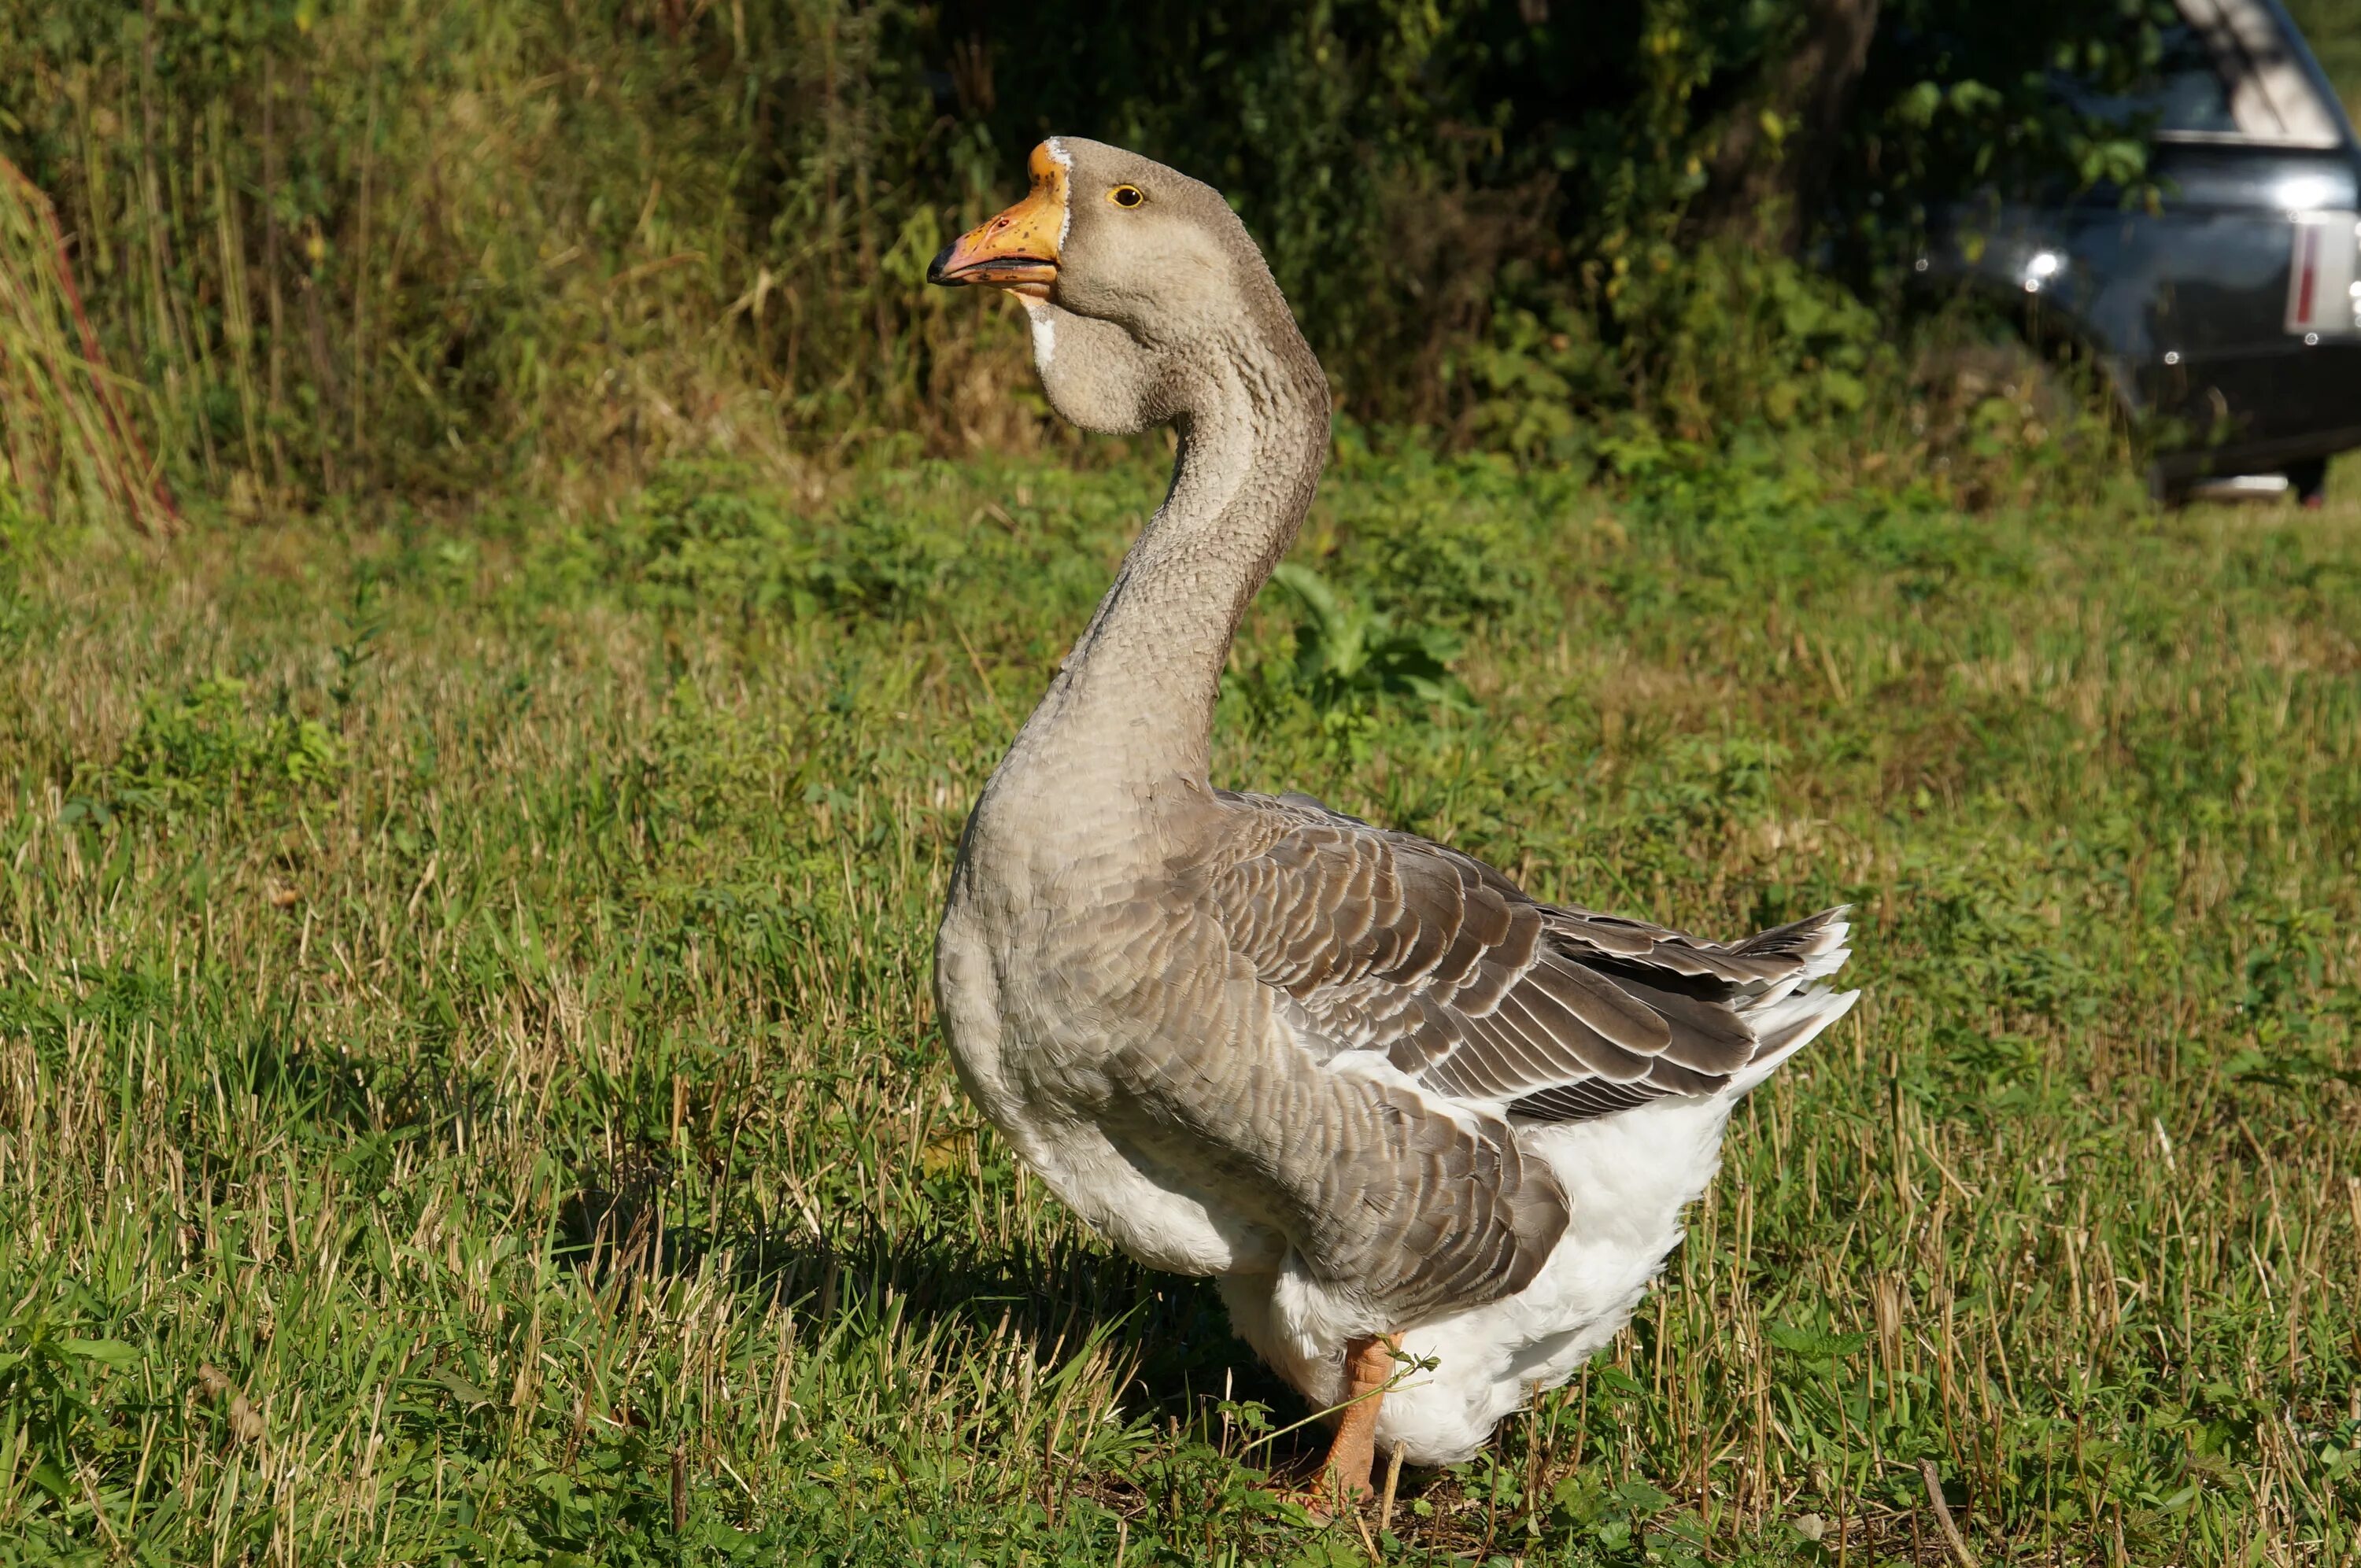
[[927, 143, 1066, 299]]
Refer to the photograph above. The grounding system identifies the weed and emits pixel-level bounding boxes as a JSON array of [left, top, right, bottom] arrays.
[[1223, 563, 1473, 764], [74, 676, 342, 820]]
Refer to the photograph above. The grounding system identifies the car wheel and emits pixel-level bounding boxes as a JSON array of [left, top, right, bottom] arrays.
[[2147, 461, 2189, 509], [2287, 457, 2328, 510]]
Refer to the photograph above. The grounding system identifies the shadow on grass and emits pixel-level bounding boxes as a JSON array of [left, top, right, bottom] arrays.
[[552, 1171, 1322, 1468]]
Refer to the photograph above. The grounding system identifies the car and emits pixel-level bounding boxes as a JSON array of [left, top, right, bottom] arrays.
[[1916, 0, 2361, 504]]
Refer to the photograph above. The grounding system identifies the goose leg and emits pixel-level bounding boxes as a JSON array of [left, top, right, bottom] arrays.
[[1314, 1333, 1399, 1505]]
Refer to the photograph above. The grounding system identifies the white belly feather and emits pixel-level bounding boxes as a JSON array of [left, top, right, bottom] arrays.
[[1220, 1094, 1741, 1466]]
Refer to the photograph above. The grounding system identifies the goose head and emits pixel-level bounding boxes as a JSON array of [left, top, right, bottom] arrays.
[[928, 138, 1317, 436]]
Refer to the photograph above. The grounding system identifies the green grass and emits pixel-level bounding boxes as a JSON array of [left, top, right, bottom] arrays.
[[2, 439, 2358, 1566], [2285, 0, 2361, 126]]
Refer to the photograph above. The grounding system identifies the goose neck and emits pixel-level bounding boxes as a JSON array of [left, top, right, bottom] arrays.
[[1011, 343, 1327, 796]]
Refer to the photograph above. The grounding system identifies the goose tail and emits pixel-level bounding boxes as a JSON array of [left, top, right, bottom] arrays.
[[1724, 906, 1858, 1098]]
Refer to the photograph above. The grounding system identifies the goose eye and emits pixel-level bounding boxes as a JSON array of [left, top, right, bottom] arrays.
[[1108, 185, 1145, 209]]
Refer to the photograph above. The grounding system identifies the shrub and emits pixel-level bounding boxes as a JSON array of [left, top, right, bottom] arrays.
[[80, 677, 343, 819], [1224, 563, 1472, 762], [0, 0, 2208, 499]]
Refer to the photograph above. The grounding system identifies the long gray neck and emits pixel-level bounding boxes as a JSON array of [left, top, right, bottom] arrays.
[[999, 324, 1328, 797]]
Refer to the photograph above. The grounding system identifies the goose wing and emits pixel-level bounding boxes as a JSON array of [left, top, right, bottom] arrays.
[[1205, 789, 1853, 1122]]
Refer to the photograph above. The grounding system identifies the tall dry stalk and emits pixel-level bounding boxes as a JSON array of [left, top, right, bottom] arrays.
[[0, 153, 178, 535]]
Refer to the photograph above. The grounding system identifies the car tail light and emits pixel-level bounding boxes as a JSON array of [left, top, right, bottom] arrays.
[[2285, 212, 2361, 336]]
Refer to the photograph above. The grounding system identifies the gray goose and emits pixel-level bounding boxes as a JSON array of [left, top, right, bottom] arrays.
[[927, 138, 1857, 1503]]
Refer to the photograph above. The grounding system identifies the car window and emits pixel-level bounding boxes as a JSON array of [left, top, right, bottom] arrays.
[[2053, 24, 2240, 135]]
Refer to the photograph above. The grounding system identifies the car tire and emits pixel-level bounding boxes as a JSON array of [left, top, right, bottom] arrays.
[[2287, 457, 2329, 510], [2147, 460, 2189, 509]]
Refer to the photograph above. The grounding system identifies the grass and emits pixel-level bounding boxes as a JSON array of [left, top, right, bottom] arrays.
[[2285, 0, 2361, 126], [0, 154, 177, 539], [1, 434, 2358, 1566]]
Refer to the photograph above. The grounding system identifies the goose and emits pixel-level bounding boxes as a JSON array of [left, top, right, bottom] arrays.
[[926, 138, 1858, 1504]]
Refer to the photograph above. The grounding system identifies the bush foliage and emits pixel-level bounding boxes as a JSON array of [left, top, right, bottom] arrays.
[[0, 0, 2223, 504]]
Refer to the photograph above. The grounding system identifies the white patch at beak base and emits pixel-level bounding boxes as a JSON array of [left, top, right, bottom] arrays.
[[1045, 138, 1075, 249]]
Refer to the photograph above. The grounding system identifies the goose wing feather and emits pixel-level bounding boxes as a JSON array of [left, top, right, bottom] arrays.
[[1206, 789, 1850, 1123]]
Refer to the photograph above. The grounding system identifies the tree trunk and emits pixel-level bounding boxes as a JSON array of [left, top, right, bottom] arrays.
[[1694, 0, 1883, 252]]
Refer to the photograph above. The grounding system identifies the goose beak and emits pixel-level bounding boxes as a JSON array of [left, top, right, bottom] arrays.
[[928, 142, 1066, 299]]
